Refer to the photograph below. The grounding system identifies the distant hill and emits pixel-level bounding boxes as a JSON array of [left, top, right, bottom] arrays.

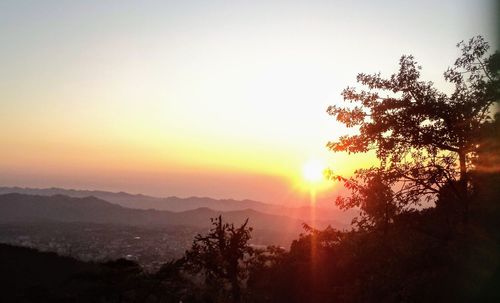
[[0, 186, 355, 225], [0, 186, 270, 211], [0, 193, 342, 243]]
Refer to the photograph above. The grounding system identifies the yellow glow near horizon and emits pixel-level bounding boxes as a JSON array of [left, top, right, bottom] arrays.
[[0, 1, 492, 200]]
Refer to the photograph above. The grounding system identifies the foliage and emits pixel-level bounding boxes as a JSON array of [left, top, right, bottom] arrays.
[[184, 215, 254, 302], [327, 36, 500, 224], [331, 168, 398, 230]]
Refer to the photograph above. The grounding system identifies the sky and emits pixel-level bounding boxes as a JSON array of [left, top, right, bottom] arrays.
[[0, 0, 497, 204]]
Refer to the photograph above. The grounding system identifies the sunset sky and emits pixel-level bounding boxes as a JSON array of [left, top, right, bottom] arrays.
[[0, 0, 497, 203]]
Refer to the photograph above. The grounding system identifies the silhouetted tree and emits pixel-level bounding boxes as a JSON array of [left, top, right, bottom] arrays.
[[149, 259, 198, 303], [474, 112, 500, 173], [184, 216, 254, 302], [244, 245, 287, 302], [327, 36, 499, 221], [336, 169, 397, 233]]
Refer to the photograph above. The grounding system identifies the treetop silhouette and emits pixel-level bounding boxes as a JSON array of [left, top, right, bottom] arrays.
[[184, 215, 254, 302], [327, 36, 499, 224]]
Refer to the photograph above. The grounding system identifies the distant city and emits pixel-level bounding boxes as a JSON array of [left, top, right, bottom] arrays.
[[0, 222, 202, 272], [0, 187, 350, 271]]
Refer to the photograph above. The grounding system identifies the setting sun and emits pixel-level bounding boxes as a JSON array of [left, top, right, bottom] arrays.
[[302, 159, 325, 183], [0, 1, 495, 302]]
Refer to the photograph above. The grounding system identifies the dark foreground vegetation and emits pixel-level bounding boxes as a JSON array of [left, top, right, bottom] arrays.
[[1, 170, 499, 303], [2, 37, 499, 302]]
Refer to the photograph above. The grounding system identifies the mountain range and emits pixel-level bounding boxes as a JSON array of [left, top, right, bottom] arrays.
[[0, 192, 355, 247], [0, 186, 356, 225]]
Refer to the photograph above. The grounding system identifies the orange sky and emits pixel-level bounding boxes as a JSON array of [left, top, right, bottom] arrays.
[[0, 1, 496, 203]]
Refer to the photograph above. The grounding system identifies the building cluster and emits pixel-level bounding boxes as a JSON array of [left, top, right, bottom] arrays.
[[0, 223, 202, 271]]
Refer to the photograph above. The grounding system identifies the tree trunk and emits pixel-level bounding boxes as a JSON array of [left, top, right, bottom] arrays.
[[231, 278, 241, 303], [228, 261, 241, 303], [458, 151, 469, 223], [459, 151, 467, 185]]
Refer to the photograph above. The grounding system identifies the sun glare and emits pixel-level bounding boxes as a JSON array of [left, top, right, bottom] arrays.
[[302, 159, 325, 183]]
